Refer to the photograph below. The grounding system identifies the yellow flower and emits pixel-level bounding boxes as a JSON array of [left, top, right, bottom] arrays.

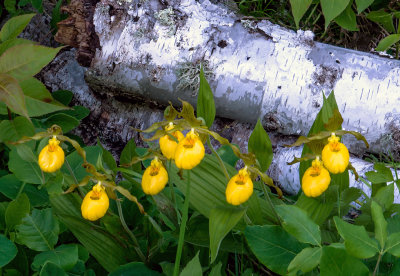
[[174, 129, 205, 170], [159, 122, 184, 159], [321, 133, 349, 174], [142, 157, 168, 195], [81, 182, 109, 221], [38, 136, 65, 173], [302, 157, 331, 197], [226, 167, 253, 205]]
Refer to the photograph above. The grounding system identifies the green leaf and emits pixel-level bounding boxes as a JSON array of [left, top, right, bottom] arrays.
[[4, 0, 17, 15], [373, 183, 394, 210], [385, 232, 400, 257], [376, 34, 400, 52], [16, 208, 59, 251], [98, 141, 117, 171], [320, 0, 350, 29], [365, 163, 394, 184], [356, 0, 374, 13], [388, 215, 400, 235], [5, 193, 30, 232], [209, 262, 223, 276], [50, 194, 128, 272], [289, 0, 312, 29], [32, 244, 79, 271], [31, 0, 43, 13], [276, 205, 321, 246], [60, 105, 90, 120], [335, 2, 359, 31], [319, 246, 369, 276], [288, 247, 321, 274], [295, 194, 334, 225], [120, 139, 141, 172], [51, 0, 67, 32], [61, 146, 102, 181], [39, 262, 67, 276], [0, 73, 29, 119], [209, 207, 246, 263], [0, 44, 63, 81], [197, 65, 216, 128], [19, 77, 68, 117], [333, 216, 379, 258], [44, 113, 80, 133], [0, 38, 33, 56], [248, 119, 273, 171], [16, 143, 37, 163], [0, 174, 48, 207], [0, 234, 17, 267], [245, 225, 307, 275], [0, 202, 7, 231], [371, 200, 387, 249], [110, 262, 163, 276], [0, 116, 34, 143], [367, 10, 395, 33], [0, 14, 35, 41], [52, 90, 73, 105], [8, 147, 43, 185], [180, 251, 202, 276], [216, 144, 239, 167]]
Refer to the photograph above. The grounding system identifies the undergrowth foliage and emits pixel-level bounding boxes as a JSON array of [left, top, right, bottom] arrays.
[[1, 13, 400, 276]]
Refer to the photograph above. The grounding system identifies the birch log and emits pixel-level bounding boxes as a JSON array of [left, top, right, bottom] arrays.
[[83, 0, 400, 159]]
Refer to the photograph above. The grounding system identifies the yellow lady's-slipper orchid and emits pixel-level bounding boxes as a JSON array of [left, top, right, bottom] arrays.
[[142, 157, 168, 195], [321, 133, 350, 174], [226, 167, 253, 205], [302, 157, 331, 197], [81, 182, 109, 221], [159, 122, 184, 160], [174, 128, 205, 170], [38, 136, 65, 173]]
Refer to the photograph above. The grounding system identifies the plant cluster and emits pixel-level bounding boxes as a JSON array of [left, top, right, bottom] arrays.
[[1, 13, 400, 276]]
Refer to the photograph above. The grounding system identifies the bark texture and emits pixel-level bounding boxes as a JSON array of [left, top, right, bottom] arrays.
[[81, 0, 400, 159]]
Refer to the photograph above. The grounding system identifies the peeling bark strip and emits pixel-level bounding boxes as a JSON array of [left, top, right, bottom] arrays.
[[55, 0, 100, 66], [86, 0, 400, 158]]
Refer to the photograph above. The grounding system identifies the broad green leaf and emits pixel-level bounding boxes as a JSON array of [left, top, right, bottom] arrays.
[[367, 10, 395, 33], [388, 215, 400, 235], [0, 38, 33, 56], [39, 262, 67, 276], [245, 225, 307, 275], [50, 194, 127, 272], [16, 208, 59, 251], [356, 0, 374, 13], [180, 251, 202, 276], [31, 0, 43, 13], [289, 0, 312, 29], [0, 202, 7, 231], [19, 77, 68, 117], [110, 262, 163, 276], [333, 216, 379, 258], [120, 139, 141, 172], [276, 205, 321, 246], [374, 183, 394, 210], [8, 147, 43, 185], [197, 66, 216, 128], [371, 200, 387, 249], [98, 141, 117, 171], [335, 2, 358, 31], [0, 234, 17, 267], [337, 187, 362, 217], [32, 244, 78, 271], [16, 143, 37, 163], [209, 207, 246, 263], [60, 105, 90, 120], [4, 0, 17, 15], [288, 247, 321, 274], [0, 73, 29, 119], [52, 90, 73, 105], [0, 116, 34, 143], [209, 262, 223, 276], [376, 34, 400, 52], [5, 193, 30, 232], [295, 194, 334, 225], [385, 232, 400, 257], [248, 119, 273, 171], [320, 0, 350, 29], [319, 246, 369, 275], [0, 174, 48, 207], [0, 44, 62, 81], [216, 144, 239, 167], [0, 13, 35, 41], [44, 113, 80, 133], [365, 163, 394, 184]]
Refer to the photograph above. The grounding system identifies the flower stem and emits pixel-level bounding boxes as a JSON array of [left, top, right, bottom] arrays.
[[16, 182, 26, 199], [373, 252, 382, 276], [260, 182, 282, 226], [168, 160, 180, 223], [65, 159, 84, 198], [207, 137, 230, 181], [173, 170, 191, 276], [116, 198, 146, 263]]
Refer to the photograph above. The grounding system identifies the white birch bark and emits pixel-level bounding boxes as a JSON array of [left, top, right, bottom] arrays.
[[88, 0, 400, 159]]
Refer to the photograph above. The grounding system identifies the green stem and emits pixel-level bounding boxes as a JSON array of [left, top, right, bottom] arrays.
[[168, 160, 180, 223], [396, 42, 399, 60], [173, 170, 191, 276], [16, 182, 26, 199], [207, 137, 230, 181], [304, 3, 318, 27], [65, 159, 84, 198], [260, 182, 282, 226], [373, 253, 382, 276], [116, 199, 146, 263]]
